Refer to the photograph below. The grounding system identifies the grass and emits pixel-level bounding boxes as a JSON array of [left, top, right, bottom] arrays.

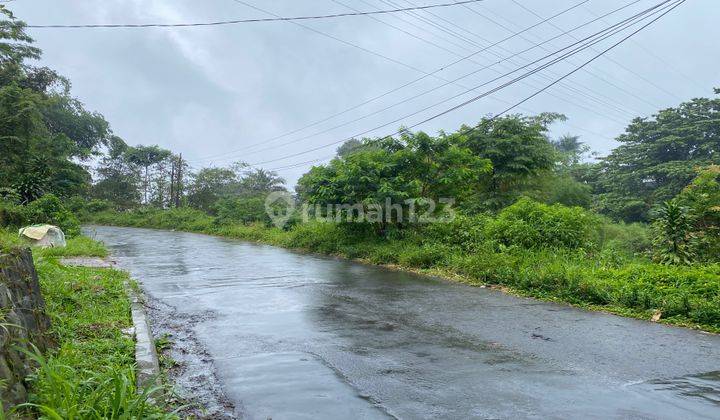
[[0, 229, 175, 418], [0, 228, 107, 258], [37, 236, 108, 259], [88, 208, 720, 333]]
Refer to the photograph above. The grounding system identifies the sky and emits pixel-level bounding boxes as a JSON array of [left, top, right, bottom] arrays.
[[14, 0, 720, 186]]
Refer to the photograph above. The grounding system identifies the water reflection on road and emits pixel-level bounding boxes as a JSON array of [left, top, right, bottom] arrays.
[[88, 226, 720, 419]]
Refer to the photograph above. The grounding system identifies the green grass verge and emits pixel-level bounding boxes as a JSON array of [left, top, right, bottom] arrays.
[[0, 228, 107, 258], [88, 208, 720, 333], [0, 229, 175, 418]]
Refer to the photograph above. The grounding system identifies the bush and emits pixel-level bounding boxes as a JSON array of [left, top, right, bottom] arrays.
[[486, 198, 599, 250], [286, 222, 348, 254], [0, 199, 26, 227], [86, 199, 112, 214], [21, 194, 81, 236], [598, 220, 651, 254], [420, 214, 489, 253], [398, 244, 449, 268], [214, 196, 269, 226]]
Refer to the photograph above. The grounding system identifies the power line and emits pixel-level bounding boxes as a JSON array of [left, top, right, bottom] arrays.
[[268, 0, 684, 173], [391, 0, 649, 117], [580, 3, 707, 92], [26, 0, 485, 29], [509, 0, 684, 102], [219, 1, 652, 162], [457, 0, 669, 109], [369, 0, 642, 120], [247, 0, 680, 168], [393, 0, 660, 115], [190, 0, 592, 163]]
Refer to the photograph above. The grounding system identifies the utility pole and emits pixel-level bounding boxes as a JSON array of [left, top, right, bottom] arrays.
[[169, 158, 176, 209], [175, 153, 183, 208]]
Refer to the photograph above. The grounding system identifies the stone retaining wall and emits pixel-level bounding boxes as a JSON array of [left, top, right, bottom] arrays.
[[0, 248, 52, 412]]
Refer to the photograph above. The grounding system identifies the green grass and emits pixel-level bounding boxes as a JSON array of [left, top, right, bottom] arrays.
[[88, 208, 720, 333], [0, 227, 25, 251], [1, 232, 175, 419], [0, 228, 107, 258], [37, 235, 108, 258]]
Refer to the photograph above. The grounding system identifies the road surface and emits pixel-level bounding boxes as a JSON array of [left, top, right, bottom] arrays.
[[87, 226, 720, 419]]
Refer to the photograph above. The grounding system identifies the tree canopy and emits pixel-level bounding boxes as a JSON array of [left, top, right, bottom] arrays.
[[592, 90, 720, 221]]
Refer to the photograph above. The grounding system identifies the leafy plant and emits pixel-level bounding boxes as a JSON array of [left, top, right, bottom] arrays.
[[486, 197, 599, 250], [652, 200, 696, 265]]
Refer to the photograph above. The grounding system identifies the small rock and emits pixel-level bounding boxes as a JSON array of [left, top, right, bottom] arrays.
[[121, 326, 136, 337]]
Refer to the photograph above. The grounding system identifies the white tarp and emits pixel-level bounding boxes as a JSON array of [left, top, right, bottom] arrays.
[[19, 224, 67, 248]]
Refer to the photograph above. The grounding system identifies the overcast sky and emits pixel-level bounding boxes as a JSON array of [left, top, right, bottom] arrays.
[[15, 0, 720, 185]]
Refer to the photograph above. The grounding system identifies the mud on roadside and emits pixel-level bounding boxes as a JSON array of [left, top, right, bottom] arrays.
[[144, 296, 241, 419]]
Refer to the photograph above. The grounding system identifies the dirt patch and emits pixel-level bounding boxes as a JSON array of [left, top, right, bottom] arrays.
[[59, 257, 115, 268], [144, 296, 240, 419]]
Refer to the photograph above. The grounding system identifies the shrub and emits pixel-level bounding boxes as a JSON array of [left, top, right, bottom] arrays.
[[22, 194, 81, 236], [420, 214, 489, 253], [598, 220, 651, 254], [86, 199, 112, 214], [0, 199, 25, 227], [651, 200, 697, 265], [486, 197, 599, 250], [214, 196, 269, 225], [366, 243, 403, 264], [398, 244, 449, 268], [286, 221, 346, 254]]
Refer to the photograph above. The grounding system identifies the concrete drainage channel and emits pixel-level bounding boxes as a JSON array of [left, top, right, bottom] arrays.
[[59, 257, 161, 389]]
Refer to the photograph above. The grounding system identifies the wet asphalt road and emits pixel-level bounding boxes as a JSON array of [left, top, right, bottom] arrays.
[[87, 226, 720, 419]]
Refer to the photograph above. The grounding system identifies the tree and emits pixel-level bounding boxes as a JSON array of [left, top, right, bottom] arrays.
[[593, 91, 720, 222], [186, 167, 239, 212], [93, 137, 141, 209], [552, 134, 589, 166], [124, 145, 172, 204], [237, 168, 285, 195], [671, 165, 720, 262], [336, 138, 376, 157], [453, 114, 561, 210], [297, 130, 490, 231], [0, 7, 110, 203], [652, 200, 696, 265], [0, 6, 40, 66]]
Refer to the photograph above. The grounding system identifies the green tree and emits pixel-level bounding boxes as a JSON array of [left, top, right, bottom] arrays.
[[237, 168, 285, 195], [673, 165, 720, 261], [124, 145, 172, 204], [298, 130, 490, 232], [186, 167, 239, 212], [594, 90, 720, 222], [0, 7, 110, 203], [455, 114, 561, 210], [93, 136, 142, 209], [552, 134, 588, 164], [652, 200, 696, 265]]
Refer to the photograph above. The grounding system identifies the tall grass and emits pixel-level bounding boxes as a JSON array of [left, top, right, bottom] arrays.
[[19, 346, 168, 420]]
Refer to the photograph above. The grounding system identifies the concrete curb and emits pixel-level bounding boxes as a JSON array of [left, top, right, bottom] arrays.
[[127, 285, 162, 390]]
